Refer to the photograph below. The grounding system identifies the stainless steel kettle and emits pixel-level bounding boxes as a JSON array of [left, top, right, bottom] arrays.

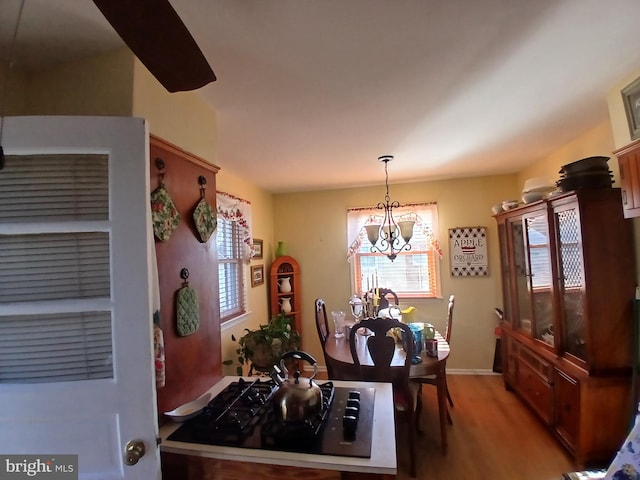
[[270, 350, 323, 422]]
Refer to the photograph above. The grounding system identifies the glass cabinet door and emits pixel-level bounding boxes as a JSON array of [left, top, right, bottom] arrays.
[[508, 211, 554, 341], [525, 214, 554, 347], [510, 219, 533, 334], [554, 206, 586, 361], [497, 222, 513, 324]]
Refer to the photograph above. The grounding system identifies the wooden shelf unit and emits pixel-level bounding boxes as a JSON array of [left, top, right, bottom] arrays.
[[269, 255, 302, 340]]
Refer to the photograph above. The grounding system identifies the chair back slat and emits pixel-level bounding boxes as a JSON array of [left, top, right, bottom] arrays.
[[445, 294, 455, 344], [315, 298, 329, 345]]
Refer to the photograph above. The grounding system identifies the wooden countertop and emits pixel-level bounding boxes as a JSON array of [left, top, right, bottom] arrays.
[[159, 376, 397, 476]]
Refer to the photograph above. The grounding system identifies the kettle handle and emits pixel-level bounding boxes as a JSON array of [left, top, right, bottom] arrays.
[[280, 350, 319, 382]]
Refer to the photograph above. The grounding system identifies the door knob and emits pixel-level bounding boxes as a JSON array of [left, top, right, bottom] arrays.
[[123, 440, 146, 466]]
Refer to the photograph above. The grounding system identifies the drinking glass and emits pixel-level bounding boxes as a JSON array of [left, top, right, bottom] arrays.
[[331, 310, 346, 338]]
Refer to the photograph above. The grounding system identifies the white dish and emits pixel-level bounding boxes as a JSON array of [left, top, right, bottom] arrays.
[[523, 176, 554, 192], [522, 191, 544, 204], [502, 200, 519, 210], [164, 393, 211, 422]]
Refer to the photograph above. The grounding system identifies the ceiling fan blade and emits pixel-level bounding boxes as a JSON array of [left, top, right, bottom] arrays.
[[92, 0, 216, 92]]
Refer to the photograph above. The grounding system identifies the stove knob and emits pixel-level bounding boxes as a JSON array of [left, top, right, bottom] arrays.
[[345, 406, 359, 420], [347, 398, 360, 410], [343, 415, 357, 440], [348, 390, 361, 401]]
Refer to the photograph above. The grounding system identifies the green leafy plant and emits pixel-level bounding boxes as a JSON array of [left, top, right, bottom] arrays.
[[223, 312, 301, 375]]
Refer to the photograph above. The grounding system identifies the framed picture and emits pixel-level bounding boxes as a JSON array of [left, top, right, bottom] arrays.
[[252, 239, 263, 259], [622, 76, 640, 140], [449, 227, 489, 276], [251, 264, 264, 287]]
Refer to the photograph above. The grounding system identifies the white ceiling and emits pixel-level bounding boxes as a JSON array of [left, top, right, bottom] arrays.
[[2, 0, 640, 193]]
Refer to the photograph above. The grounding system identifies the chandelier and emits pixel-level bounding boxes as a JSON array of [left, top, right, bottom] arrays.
[[364, 155, 415, 261]]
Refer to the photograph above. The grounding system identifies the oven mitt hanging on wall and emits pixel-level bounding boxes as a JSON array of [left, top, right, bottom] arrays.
[[176, 283, 200, 336], [150, 184, 181, 242], [193, 197, 216, 243], [193, 175, 217, 243]]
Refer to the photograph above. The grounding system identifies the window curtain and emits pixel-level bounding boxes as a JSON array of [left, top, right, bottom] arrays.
[[216, 191, 253, 262], [347, 202, 443, 261]]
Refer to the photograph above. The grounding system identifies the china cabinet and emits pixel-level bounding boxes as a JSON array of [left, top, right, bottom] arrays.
[[495, 188, 635, 467], [269, 255, 302, 340]]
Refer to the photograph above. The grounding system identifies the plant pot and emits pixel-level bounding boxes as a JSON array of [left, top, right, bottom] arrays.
[[244, 335, 284, 371]]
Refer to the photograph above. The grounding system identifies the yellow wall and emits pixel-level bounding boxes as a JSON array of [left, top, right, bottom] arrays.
[[272, 174, 519, 371], [21, 49, 134, 116], [518, 121, 617, 188], [0, 64, 27, 115]]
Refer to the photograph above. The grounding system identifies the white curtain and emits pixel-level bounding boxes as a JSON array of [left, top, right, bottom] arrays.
[[216, 191, 254, 262]]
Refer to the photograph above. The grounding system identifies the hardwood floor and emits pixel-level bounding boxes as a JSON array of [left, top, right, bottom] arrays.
[[394, 374, 580, 480]]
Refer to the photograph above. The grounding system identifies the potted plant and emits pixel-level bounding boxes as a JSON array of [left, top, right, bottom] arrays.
[[223, 312, 301, 375]]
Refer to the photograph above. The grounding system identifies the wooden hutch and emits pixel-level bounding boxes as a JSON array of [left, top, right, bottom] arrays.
[[494, 188, 635, 467]]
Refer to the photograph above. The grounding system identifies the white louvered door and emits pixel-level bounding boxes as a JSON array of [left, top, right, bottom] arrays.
[[0, 116, 160, 480]]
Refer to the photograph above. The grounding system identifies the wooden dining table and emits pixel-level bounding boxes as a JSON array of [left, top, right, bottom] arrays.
[[323, 326, 451, 451]]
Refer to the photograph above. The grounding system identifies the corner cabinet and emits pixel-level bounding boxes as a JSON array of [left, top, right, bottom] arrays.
[[614, 139, 640, 218], [495, 188, 635, 467], [269, 256, 302, 340]]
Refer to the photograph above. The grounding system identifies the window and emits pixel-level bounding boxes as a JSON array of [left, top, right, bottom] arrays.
[[347, 203, 442, 298], [216, 191, 253, 323], [217, 217, 246, 321]]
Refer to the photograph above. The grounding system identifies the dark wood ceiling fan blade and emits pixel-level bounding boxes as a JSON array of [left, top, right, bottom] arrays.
[[92, 0, 216, 92]]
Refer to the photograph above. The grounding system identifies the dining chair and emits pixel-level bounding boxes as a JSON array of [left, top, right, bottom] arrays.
[[314, 298, 335, 378], [410, 294, 455, 453], [348, 316, 417, 477]]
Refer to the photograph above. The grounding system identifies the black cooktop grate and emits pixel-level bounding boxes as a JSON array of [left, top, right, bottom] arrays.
[[167, 379, 374, 458]]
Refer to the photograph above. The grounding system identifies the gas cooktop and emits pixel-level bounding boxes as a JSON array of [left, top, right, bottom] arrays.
[[167, 378, 375, 458]]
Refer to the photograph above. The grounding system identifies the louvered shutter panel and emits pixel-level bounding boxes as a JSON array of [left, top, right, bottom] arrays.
[[0, 154, 113, 383]]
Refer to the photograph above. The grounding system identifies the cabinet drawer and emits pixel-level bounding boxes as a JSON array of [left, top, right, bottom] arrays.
[[517, 361, 553, 424], [519, 345, 553, 382]]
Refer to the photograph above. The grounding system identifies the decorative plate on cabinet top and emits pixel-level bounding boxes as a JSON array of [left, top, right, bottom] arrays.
[[502, 200, 519, 210], [164, 392, 211, 422]]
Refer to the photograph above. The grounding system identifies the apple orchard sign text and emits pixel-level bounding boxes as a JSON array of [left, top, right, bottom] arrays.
[[449, 227, 488, 276]]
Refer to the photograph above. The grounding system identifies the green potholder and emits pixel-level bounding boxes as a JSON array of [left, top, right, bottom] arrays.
[[176, 285, 199, 336]]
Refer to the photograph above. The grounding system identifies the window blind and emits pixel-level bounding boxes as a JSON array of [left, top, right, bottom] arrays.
[[217, 217, 246, 320], [0, 154, 108, 222], [0, 154, 113, 384], [0, 312, 113, 383]]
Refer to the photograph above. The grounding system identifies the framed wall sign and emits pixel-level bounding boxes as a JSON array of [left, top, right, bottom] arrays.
[[449, 227, 488, 276], [251, 264, 264, 287], [252, 238, 263, 259], [622, 75, 640, 140]]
